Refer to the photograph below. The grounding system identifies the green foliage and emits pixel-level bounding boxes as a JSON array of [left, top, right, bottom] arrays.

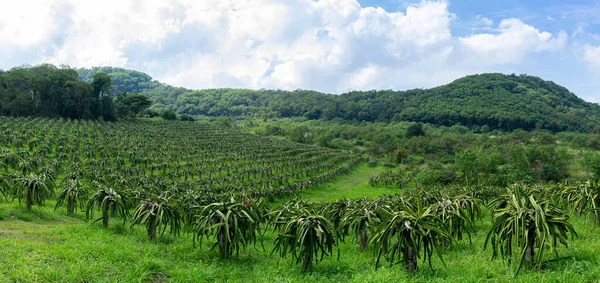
[[193, 200, 261, 258], [62, 80, 93, 119], [131, 195, 182, 240], [340, 199, 384, 249], [406, 123, 425, 138], [320, 198, 351, 233], [180, 115, 195, 122], [91, 73, 112, 98], [0, 65, 130, 121], [505, 147, 536, 184], [431, 196, 482, 247], [271, 207, 338, 271], [561, 181, 600, 223], [75, 67, 600, 132], [161, 110, 177, 121], [100, 96, 117, 122], [2, 197, 600, 282], [9, 65, 600, 132], [14, 172, 54, 211], [525, 145, 570, 182], [371, 201, 448, 272], [414, 165, 456, 188], [581, 153, 600, 180], [115, 93, 153, 118], [0, 173, 9, 202], [55, 179, 88, 214], [289, 126, 310, 144], [367, 159, 378, 167], [394, 148, 408, 164], [86, 186, 128, 228], [144, 109, 160, 118], [485, 185, 576, 275], [77, 66, 154, 95], [0, 65, 85, 119], [214, 116, 235, 128], [455, 150, 479, 184], [264, 124, 285, 136]]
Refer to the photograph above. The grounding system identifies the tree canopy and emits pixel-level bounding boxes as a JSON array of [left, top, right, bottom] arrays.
[[0, 64, 152, 121], [76, 67, 600, 132]]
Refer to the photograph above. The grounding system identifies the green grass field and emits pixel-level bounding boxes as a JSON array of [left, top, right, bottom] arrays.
[[289, 164, 399, 203], [1, 165, 600, 282]]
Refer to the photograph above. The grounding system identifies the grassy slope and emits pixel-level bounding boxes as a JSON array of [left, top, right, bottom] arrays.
[[1, 166, 600, 282], [295, 164, 397, 203]]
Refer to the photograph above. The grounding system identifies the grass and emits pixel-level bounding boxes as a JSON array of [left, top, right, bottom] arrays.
[[1, 165, 600, 282], [1, 200, 600, 282], [295, 164, 399, 203]]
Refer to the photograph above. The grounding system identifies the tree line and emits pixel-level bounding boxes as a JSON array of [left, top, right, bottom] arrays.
[[157, 74, 598, 132], [0, 64, 152, 121], [14, 64, 599, 132], [76, 67, 600, 133]]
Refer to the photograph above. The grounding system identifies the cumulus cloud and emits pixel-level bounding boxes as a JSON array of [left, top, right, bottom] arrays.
[[475, 15, 493, 27], [459, 19, 567, 65], [0, 0, 573, 93], [583, 44, 600, 73]]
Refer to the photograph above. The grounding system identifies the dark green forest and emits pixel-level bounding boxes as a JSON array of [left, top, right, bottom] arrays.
[[75, 67, 600, 132], [0, 64, 151, 121]]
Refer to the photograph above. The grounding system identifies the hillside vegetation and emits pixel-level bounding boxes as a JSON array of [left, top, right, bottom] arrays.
[[0, 65, 151, 121], [77, 67, 600, 132]]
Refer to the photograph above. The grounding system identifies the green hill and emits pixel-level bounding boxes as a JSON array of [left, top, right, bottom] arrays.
[[76, 67, 600, 132]]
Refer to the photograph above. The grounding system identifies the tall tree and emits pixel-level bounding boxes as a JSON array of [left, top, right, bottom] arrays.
[[115, 93, 153, 118], [90, 73, 113, 120], [91, 73, 112, 98], [62, 80, 93, 119]]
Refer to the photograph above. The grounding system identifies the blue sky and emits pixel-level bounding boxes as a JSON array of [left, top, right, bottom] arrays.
[[360, 0, 599, 34], [1, 0, 599, 101], [356, 0, 600, 101]]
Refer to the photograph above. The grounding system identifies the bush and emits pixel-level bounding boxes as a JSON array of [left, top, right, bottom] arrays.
[[367, 159, 378, 167], [180, 115, 195, 122], [161, 110, 177, 121], [264, 125, 285, 136], [144, 109, 160, 118], [405, 155, 425, 166], [394, 148, 408, 164], [406, 123, 425, 138], [382, 162, 395, 168]]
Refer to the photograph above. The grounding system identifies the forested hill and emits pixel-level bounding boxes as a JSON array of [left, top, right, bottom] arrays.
[[76, 67, 600, 132]]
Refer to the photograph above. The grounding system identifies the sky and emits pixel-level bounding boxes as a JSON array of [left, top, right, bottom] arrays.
[[0, 0, 599, 101]]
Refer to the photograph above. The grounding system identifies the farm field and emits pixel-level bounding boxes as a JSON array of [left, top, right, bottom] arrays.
[[1, 117, 600, 282], [4, 0, 600, 281], [0, 117, 359, 202], [1, 188, 600, 282]]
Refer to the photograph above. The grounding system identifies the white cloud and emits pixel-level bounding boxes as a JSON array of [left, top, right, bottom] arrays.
[[0, 0, 576, 93], [0, 0, 60, 46], [583, 44, 600, 73], [459, 18, 567, 65], [476, 15, 493, 27], [162, 0, 457, 92]]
